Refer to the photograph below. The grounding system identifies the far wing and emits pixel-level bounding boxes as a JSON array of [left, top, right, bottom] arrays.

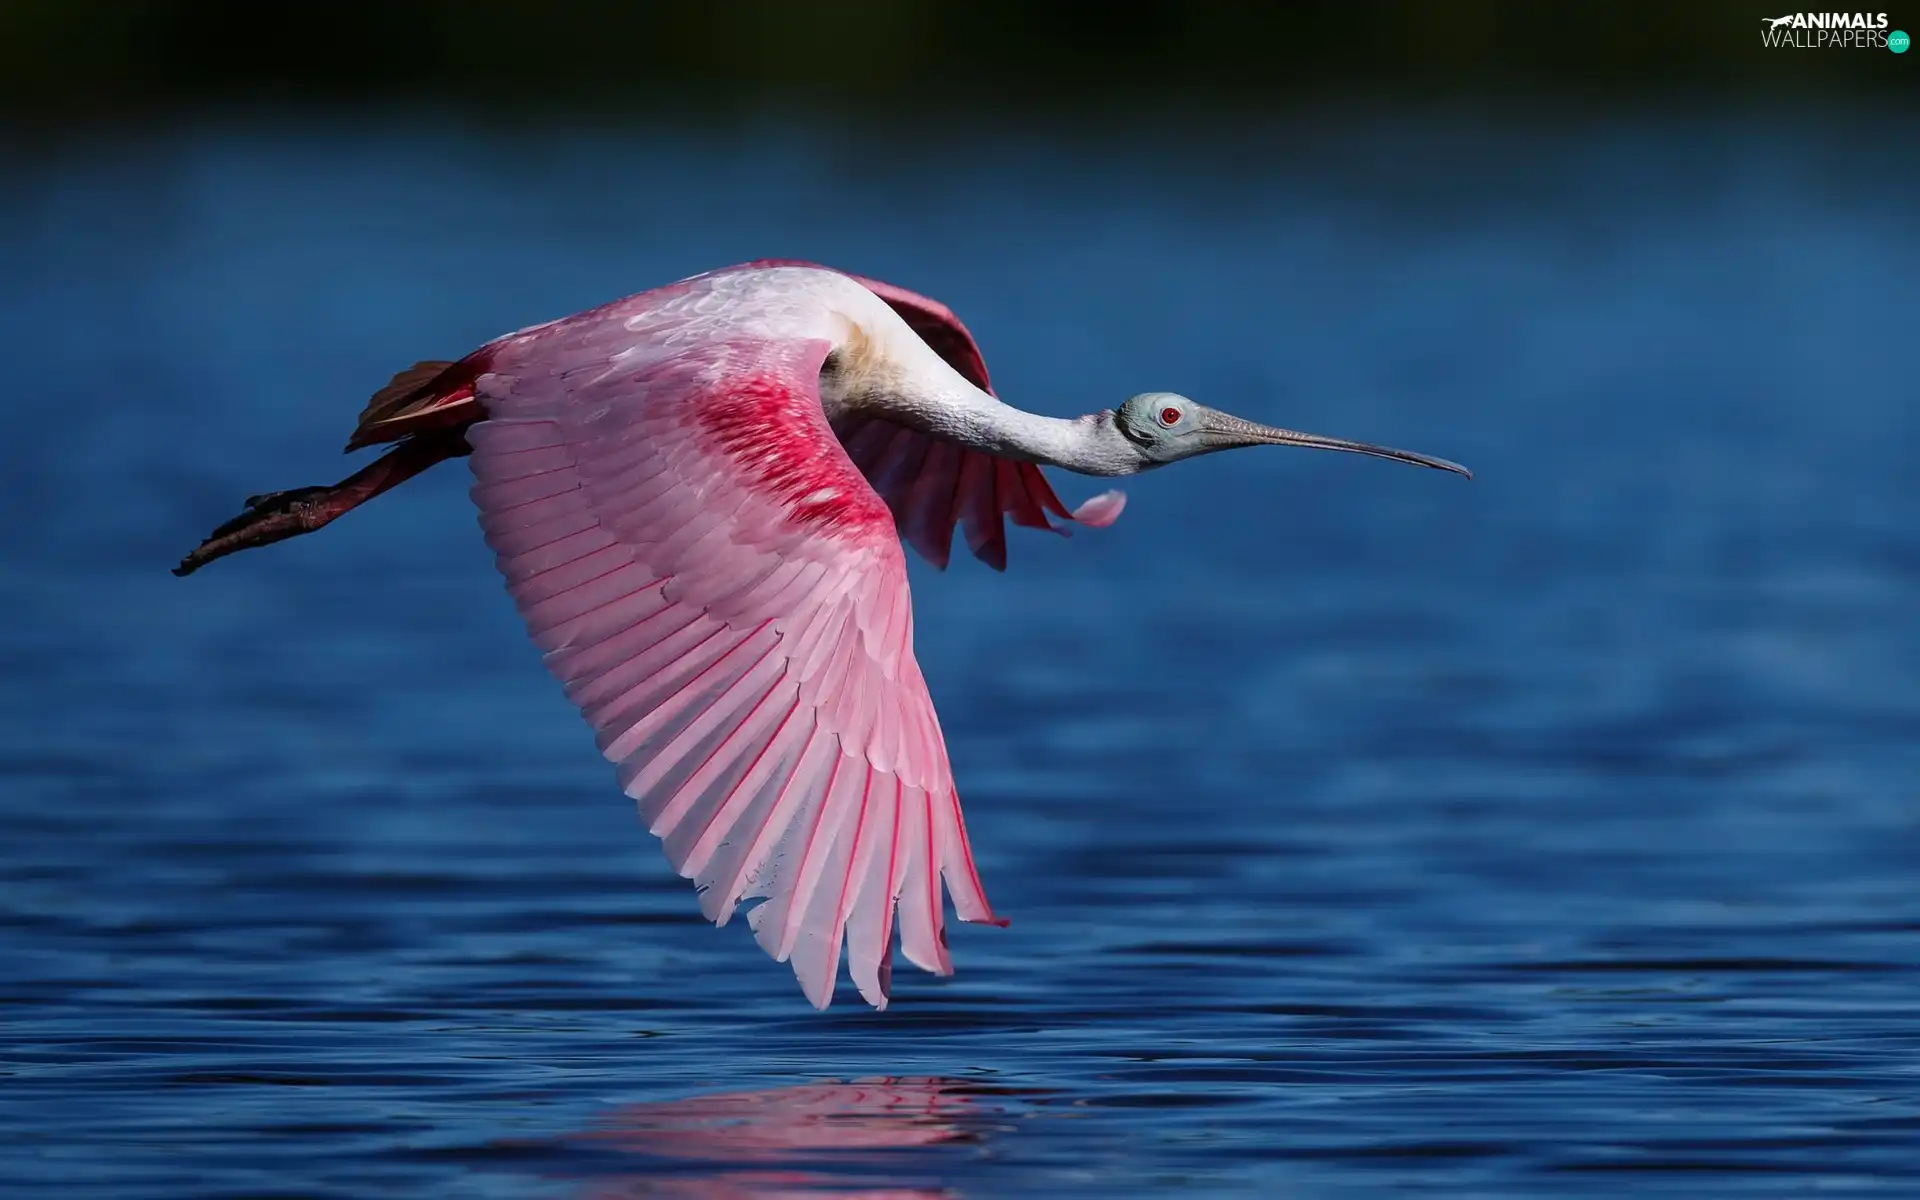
[[845, 273, 996, 395], [843, 271, 1124, 570], [831, 414, 1124, 570], [755, 261, 1126, 570], [465, 331, 1000, 1009]]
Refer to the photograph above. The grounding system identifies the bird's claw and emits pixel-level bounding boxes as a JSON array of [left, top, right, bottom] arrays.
[[174, 485, 337, 577], [242, 486, 329, 511], [213, 486, 331, 538]]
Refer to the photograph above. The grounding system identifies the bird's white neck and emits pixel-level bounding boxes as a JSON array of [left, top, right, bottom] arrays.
[[828, 314, 1143, 478]]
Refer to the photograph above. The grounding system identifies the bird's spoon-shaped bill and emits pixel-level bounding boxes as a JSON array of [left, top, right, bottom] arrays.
[[1197, 407, 1473, 479]]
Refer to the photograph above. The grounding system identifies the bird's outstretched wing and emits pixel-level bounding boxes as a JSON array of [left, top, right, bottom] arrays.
[[466, 330, 999, 1009], [830, 414, 1123, 570]]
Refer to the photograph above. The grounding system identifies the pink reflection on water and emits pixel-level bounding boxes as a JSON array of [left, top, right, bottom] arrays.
[[571, 1077, 998, 1198]]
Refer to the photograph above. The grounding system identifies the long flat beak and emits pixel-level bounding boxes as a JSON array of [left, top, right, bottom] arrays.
[[1197, 409, 1472, 479]]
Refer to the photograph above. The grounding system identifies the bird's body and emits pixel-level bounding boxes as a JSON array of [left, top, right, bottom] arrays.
[[178, 261, 1467, 1009]]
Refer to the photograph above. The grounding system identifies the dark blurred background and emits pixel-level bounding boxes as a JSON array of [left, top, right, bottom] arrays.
[[4, 3, 1918, 1197], [0, 0, 1912, 122]]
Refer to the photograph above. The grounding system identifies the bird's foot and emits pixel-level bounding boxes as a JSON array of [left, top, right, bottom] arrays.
[[173, 485, 337, 577]]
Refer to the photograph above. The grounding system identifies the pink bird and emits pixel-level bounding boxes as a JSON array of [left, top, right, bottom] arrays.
[[175, 261, 1468, 1009]]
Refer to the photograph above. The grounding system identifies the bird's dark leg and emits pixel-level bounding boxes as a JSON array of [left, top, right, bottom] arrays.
[[173, 432, 470, 577]]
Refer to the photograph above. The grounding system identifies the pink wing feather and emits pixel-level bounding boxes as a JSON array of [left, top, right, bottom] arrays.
[[466, 321, 1000, 1010]]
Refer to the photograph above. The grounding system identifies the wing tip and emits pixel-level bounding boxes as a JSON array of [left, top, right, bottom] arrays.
[[1071, 489, 1127, 528], [852, 958, 894, 1010], [803, 972, 837, 1010]]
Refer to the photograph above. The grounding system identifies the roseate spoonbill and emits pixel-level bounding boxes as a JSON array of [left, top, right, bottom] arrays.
[[175, 260, 1469, 1009]]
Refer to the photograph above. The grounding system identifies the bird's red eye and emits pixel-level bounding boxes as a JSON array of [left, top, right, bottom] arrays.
[[1158, 406, 1182, 427]]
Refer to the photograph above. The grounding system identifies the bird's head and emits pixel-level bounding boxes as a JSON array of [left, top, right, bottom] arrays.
[[1108, 392, 1472, 479]]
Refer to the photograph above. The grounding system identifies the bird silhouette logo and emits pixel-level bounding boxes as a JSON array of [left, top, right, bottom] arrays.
[[1763, 14, 1796, 28]]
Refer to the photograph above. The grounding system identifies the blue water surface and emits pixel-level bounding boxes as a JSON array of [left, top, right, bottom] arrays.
[[2, 113, 1917, 1197]]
